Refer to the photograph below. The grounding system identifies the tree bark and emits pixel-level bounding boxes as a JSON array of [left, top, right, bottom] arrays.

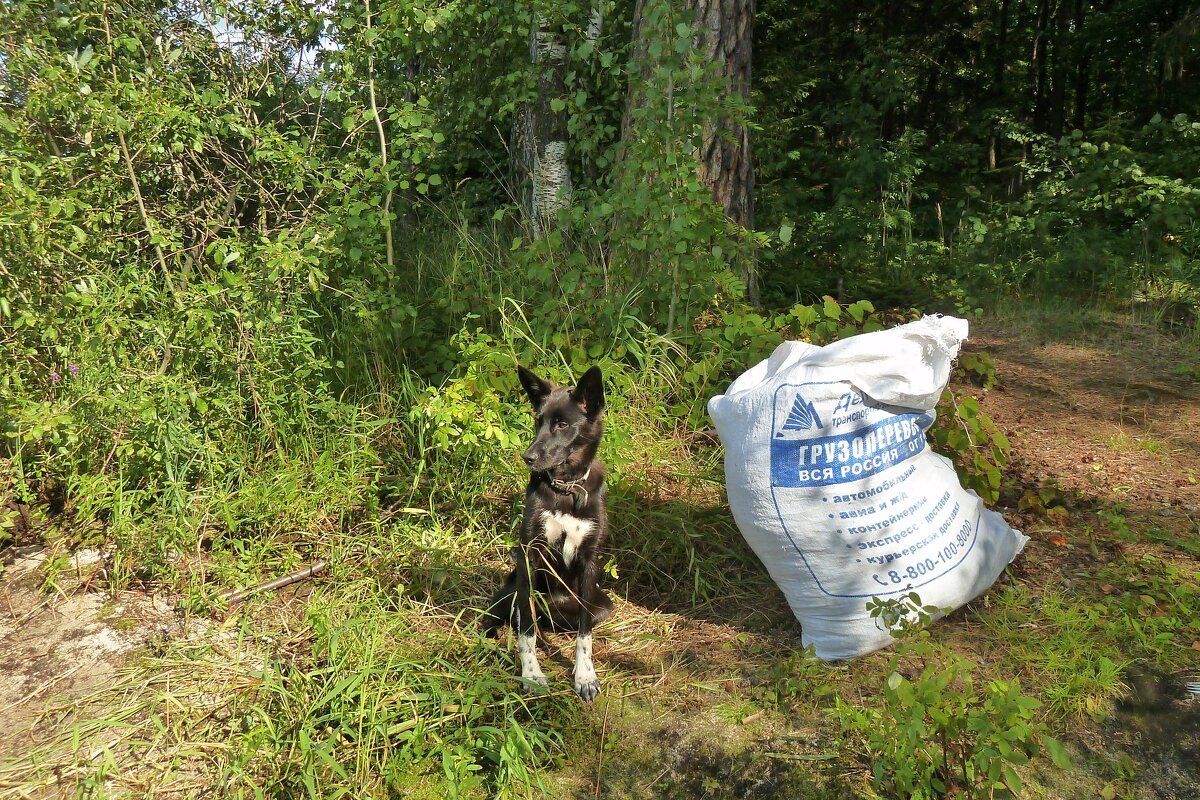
[[694, 0, 756, 304], [690, 0, 755, 227], [1031, 0, 1053, 132], [988, 0, 1010, 174], [627, 0, 757, 304], [993, 0, 1010, 89], [915, 38, 954, 137], [523, 13, 572, 240], [1048, 0, 1071, 136]]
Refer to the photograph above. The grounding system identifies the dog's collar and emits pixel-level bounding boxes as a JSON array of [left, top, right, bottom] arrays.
[[548, 466, 591, 510]]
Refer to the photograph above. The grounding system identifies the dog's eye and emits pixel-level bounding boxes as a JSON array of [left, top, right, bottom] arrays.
[[554, 420, 570, 431]]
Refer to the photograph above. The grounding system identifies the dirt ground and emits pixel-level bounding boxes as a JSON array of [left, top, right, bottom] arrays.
[[970, 314, 1200, 511], [970, 313, 1200, 799], [0, 308, 1197, 798], [0, 551, 165, 797]]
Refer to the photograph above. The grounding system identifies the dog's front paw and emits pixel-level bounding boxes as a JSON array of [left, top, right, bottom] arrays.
[[573, 674, 601, 702]]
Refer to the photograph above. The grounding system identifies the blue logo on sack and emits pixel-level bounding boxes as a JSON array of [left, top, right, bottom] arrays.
[[779, 392, 823, 434]]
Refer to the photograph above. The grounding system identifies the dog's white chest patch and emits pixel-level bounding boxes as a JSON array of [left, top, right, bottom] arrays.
[[541, 511, 594, 566]]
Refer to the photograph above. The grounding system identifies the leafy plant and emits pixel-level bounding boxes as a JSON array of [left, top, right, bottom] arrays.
[[678, 297, 881, 424], [833, 594, 1072, 799], [1018, 483, 1070, 522], [957, 352, 1000, 391], [929, 392, 1010, 504]]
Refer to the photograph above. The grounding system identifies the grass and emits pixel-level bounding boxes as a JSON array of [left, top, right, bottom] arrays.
[[983, 293, 1122, 344], [3, 300, 1200, 799], [1105, 432, 1167, 455], [980, 584, 1130, 718]]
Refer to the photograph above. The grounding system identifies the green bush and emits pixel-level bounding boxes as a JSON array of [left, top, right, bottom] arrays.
[[833, 594, 1072, 799]]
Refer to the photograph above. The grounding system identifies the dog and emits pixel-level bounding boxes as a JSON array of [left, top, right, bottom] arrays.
[[481, 364, 613, 701]]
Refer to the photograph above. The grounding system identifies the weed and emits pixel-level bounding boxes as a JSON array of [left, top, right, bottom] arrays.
[[1170, 364, 1200, 380], [1098, 508, 1135, 542], [1018, 483, 1070, 523], [979, 586, 1132, 717], [957, 351, 1000, 390], [1095, 553, 1200, 670], [930, 391, 1010, 504], [751, 649, 829, 711], [833, 594, 1071, 799], [1106, 432, 1166, 454]]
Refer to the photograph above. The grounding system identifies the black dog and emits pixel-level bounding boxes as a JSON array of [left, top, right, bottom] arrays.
[[482, 365, 613, 701]]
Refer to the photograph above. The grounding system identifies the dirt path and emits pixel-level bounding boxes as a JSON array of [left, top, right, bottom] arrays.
[[971, 312, 1200, 800], [972, 313, 1200, 511]]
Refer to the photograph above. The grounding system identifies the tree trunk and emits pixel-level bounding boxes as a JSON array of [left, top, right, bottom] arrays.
[[879, 0, 900, 141], [993, 0, 1010, 89], [1073, 47, 1091, 130], [690, 0, 755, 229], [1031, 0, 1053, 132], [523, 13, 572, 240], [1048, 0, 1071, 136], [915, 38, 954, 137], [627, 0, 757, 304], [989, 0, 1010, 175]]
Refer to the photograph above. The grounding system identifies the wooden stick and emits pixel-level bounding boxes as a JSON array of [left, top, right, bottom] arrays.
[[221, 559, 328, 605]]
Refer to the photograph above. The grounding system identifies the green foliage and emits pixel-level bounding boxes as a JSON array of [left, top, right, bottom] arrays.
[[1094, 552, 1200, 670], [956, 352, 999, 391], [502, 0, 756, 337], [146, 584, 571, 799], [755, 1, 1200, 308], [0, 0, 396, 583], [833, 594, 1071, 800], [1019, 483, 1071, 523], [581, 0, 754, 330], [981, 586, 1132, 718], [677, 298, 881, 423], [930, 392, 1010, 505], [4, 2, 1194, 797]]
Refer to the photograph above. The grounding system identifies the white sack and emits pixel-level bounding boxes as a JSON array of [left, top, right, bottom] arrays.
[[708, 315, 1027, 660]]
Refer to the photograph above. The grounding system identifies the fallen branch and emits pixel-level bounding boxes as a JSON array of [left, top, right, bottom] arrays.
[[221, 559, 328, 606]]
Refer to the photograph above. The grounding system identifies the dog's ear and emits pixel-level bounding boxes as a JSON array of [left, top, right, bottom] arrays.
[[517, 365, 553, 410], [570, 366, 605, 419]]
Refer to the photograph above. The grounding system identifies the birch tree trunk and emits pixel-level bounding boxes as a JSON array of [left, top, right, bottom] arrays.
[[524, 14, 568, 240], [521, 6, 603, 240]]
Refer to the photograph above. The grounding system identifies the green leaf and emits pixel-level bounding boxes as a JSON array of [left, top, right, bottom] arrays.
[[792, 305, 819, 326], [550, 98, 567, 112], [1002, 764, 1023, 793], [779, 220, 793, 244], [1042, 736, 1071, 769]]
